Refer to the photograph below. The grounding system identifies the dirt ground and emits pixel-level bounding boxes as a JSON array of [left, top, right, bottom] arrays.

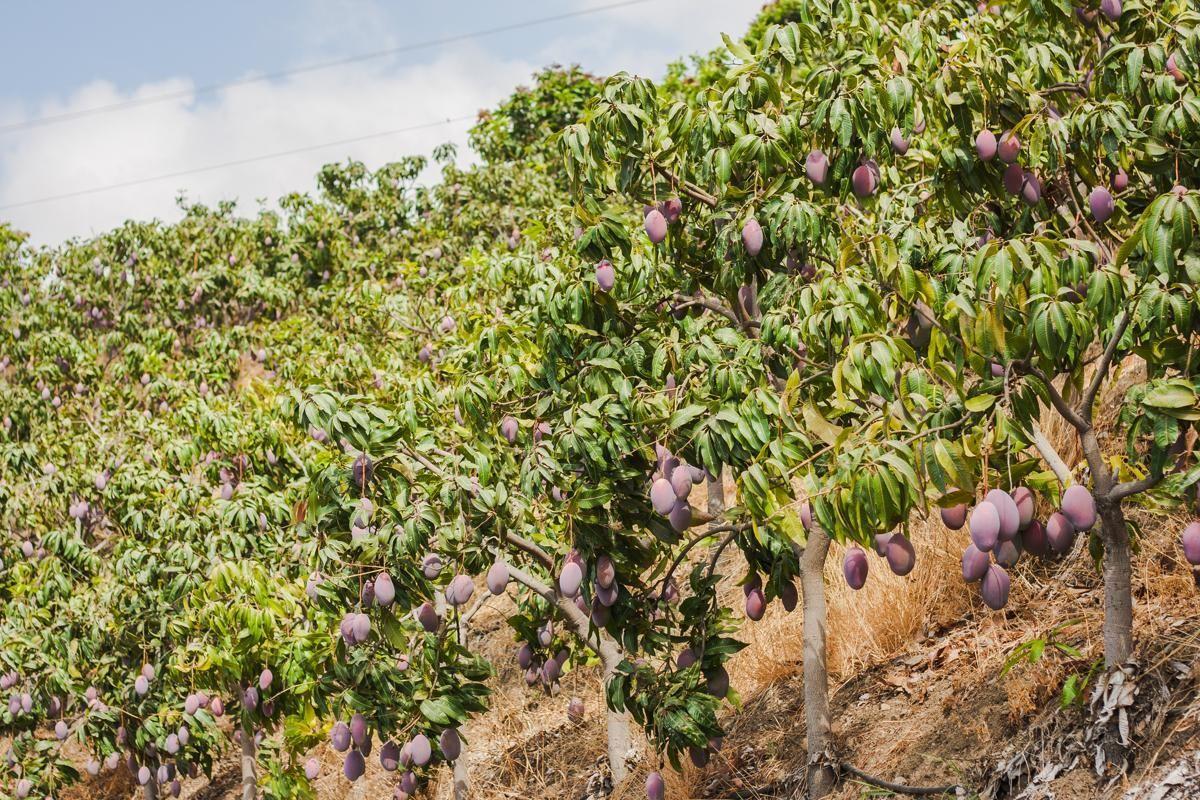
[[64, 494, 1200, 800]]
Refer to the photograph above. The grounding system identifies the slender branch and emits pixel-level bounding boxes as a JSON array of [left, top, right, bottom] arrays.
[[671, 292, 760, 334], [1081, 309, 1130, 422], [669, 296, 739, 327], [503, 532, 555, 571], [898, 416, 968, 448], [1029, 423, 1074, 488], [505, 561, 608, 656], [411, 294, 436, 334], [837, 762, 962, 797], [656, 166, 718, 208], [659, 522, 749, 598], [392, 316, 433, 338], [1023, 364, 1090, 433], [90, 535, 115, 555], [705, 527, 743, 581], [402, 447, 449, 479], [1108, 467, 1165, 502], [806, 250, 836, 268], [403, 445, 556, 572], [460, 592, 490, 628], [1062, 173, 1114, 264], [1036, 81, 1089, 97], [504, 563, 571, 620]]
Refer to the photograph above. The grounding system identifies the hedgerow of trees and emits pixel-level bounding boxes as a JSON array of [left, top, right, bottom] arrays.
[[0, 3, 1198, 800]]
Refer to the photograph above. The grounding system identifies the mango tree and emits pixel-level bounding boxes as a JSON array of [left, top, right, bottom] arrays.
[[561, 0, 1199, 794]]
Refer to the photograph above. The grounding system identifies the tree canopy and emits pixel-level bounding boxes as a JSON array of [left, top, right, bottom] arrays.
[[0, 2, 1197, 799]]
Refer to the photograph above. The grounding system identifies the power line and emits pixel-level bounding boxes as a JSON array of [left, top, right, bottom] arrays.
[[0, 0, 654, 135], [0, 115, 476, 210]]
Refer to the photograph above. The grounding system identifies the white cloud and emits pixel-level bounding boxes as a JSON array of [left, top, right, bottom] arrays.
[[0, 0, 762, 245], [294, 0, 403, 53], [550, 0, 760, 74], [0, 45, 531, 244]]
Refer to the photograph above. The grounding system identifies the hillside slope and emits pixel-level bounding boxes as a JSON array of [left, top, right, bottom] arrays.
[[62, 472, 1199, 800], [4, 2, 1200, 800]]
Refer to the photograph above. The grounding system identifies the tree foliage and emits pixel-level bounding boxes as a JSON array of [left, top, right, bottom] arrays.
[[1, 2, 1198, 798]]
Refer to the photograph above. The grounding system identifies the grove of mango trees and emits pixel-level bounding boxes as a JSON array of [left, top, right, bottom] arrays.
[[1, 1, 1198, 800]]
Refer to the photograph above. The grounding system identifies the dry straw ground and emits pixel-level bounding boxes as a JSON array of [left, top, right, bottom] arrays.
[[68, 361, 1200, 799]]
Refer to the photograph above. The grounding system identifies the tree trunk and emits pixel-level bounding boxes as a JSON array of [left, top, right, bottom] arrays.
[[453, 757, 470, 800], [1095, 501, 1137, 774], [601, 651, 632, 786], [240, 724, 257, 800], [1099, 503, 1134, 666], [453, 616, 472, 800], [706, 471, 725, 519], [1079, 429, 1133, 669], [504, 562, 631, 786], [143, 778, 159, 800], [799, 529, 835, 799], [1079, 427, 1138, 773]]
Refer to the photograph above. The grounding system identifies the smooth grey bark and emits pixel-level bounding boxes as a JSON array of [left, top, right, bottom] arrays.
[[1041, 368, 1143, 773], [452, 594, 476, 800], [143, 778, 159, 800], [452, 757, 470, 800], [706, 471, 725, 519], [505, 562, 631, 785], [1029, 423, 1073, 488], [1078, 427, 1135, 669], [799, 529, 835, 799], [1096, 500, 1136, 773], [1098, 503, 1133, 666], [240, 723, 257, 800], [605, 699, 632, 787]]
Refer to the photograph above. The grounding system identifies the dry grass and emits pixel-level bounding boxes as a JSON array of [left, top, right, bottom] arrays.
[[825, 516, 976, 679], [67, 359, 1200, 800], [446, 378, 1196, 800], [426, 590, 638, 800], [668, 358, 1200, 799]]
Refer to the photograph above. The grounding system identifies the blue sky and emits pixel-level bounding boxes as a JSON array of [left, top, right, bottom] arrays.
[[0, 0, 763, 243], [1, 1, 654, 102]]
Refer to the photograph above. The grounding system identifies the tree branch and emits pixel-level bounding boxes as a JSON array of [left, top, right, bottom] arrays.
[[659, 522, 749, 598], [705, 527, 743, 581], [460, 592, 491, 628], [1023, 364, 1090, 433], [402, 446, 556, 570], [671, 292, 760, 335], [1081, 309, 1130, 422], [1037, 81, 1089, 97], [1079, 427, 1112, 495], [505, 561, 621, 664], [656, 166, 718, 208], [503, 532, 555, 571], [1108, 467, 1165, 502], [837, 761, 962, 797], [898, 416, 968, 448], [1029, 423, 1074, 488], [505, 562, 583, 629], [402, 447, 450, 479]]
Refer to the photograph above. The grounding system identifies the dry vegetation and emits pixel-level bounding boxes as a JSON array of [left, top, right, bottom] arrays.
[[70, 373, 1200, 800]]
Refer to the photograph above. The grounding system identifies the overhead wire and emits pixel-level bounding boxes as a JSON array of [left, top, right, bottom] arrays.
[[0, 115, 476, 210], [0, 0, 733, 211], [0, 0, 653, 135]]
